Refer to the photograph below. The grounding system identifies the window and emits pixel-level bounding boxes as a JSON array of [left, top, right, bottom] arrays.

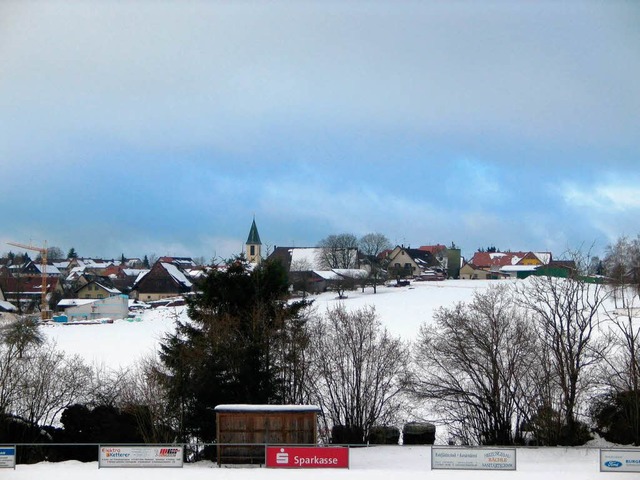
[[250, 245, 255, 256]]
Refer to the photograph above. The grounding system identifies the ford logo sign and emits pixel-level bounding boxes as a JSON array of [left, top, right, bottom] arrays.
[[604, 461, 622, 468]]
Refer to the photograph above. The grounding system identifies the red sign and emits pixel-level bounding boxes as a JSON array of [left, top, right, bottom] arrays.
[[266, 446, 349, 469]]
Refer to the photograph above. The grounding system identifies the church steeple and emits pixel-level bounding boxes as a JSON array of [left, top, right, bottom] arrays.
[[246, 218, 262, 264]]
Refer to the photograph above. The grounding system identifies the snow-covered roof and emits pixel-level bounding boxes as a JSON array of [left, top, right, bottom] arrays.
[[66, 266, 86, 281], [33, 264, 62, 275], [128, 299, 151, 309], [134, 270, 149, 284], [94, 282, 122, 295], [533, 252, 552, 265], [314, 270, 342, 280], [186, 269, 207, 279], [333, 268, 368, 279], [162, 262, 193, 288], [500, 265, 539, 272], [124, 268, 148, 278], [290, 248, 324, 271], [214, 404, 321, 412], [75, 258, 114, 269], [57, 298, 96, 308], [0, 300, 17, 312]]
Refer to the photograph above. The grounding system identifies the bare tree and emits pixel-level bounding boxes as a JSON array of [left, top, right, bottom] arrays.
[[306, 304, 409, 443], [316, 234, 359, 270], [0, 317, 45, 413], [594, 291, 640, 444], [594, 236, 640, 444], [411, 285, 537, 445], [0, 342, 21, 414], [119, 355, 177, 443], [1, 317, 44, 358], [514, 270, 610, 444], [604, 235, 640, 295], [47, 246, 65, 262], [359, 233, 391, 293], [12, 342, 93, 427], [274, 310, 313, 405]]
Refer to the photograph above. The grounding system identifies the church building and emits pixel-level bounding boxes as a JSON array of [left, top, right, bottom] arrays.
[[246, 218, 262, 264]]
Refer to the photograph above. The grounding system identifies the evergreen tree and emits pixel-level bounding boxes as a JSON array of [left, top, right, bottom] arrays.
[[67, 247, 78, 259], [143, 255, 150, 268], [158, 256, 311, 442]]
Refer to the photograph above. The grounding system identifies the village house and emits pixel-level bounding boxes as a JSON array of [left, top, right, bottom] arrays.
[[20, 260, 62, 278], [459, 262, 508, 280], [130, 261, 193, 301], [75, 279, 122, 299], [268, 244, 366, 294], [0, 276, 64, 312], [385, 246, 438, 279]]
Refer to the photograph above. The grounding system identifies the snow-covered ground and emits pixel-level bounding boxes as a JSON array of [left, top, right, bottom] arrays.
[[8, 445, 639, 479], [31, 279, 639, 479], [42, 279, 503, 369]]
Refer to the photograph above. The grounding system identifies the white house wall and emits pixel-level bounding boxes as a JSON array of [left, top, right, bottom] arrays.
[[63, 294, 129, 321]]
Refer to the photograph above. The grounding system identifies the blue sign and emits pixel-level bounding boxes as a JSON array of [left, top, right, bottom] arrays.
[[0, 446, 16, 469], [601, 449, 640, 473]]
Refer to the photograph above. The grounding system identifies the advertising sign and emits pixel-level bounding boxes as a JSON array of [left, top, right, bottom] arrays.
[[99, 446, 183, 468], [431, 447, 516, 470], [600, 449, 640, 473], [0, 446, 16, 469], [266, 446, 349, 468]]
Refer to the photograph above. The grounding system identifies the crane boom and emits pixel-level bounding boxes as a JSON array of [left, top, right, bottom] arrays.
[[6, 240, 51, 320], [6, 241, 46, 254]]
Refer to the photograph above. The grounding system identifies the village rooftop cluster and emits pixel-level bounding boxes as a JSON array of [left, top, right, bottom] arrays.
[[0, 220, 576, 322]]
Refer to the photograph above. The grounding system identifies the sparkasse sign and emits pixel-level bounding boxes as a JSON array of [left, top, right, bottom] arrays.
[[266, 446, 349, 468]]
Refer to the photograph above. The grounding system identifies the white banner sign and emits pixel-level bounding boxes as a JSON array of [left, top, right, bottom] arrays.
[[431, 447, 516, 470], [0, 446, 16, 469], [600, 449, 640, 473], [99, 446, 183, 468]]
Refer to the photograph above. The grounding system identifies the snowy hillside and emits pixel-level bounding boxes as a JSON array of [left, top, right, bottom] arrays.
[[42, 279, 502, 369]]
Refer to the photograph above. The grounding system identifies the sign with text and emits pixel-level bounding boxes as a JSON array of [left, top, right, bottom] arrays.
[[600, 449, 640, 473], [266, 446, 349, 468], [0, 446, 16, 469], [431, 447, 516, 470], [99, 446, 183, 468]]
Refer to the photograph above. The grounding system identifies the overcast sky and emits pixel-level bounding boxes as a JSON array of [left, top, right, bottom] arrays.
[[1, 1, 639, 262]]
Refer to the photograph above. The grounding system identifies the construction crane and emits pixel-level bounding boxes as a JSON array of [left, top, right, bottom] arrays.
[[6, 240, 52, 320]]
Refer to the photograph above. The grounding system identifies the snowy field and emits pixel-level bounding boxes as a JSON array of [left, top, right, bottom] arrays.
[[8, 445, 639, 479], [31, 279, 639, 479], [42, 279, 503, 369]]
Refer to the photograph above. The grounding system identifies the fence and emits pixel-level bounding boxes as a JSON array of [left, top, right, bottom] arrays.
[[2, 443, 639, 473]]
